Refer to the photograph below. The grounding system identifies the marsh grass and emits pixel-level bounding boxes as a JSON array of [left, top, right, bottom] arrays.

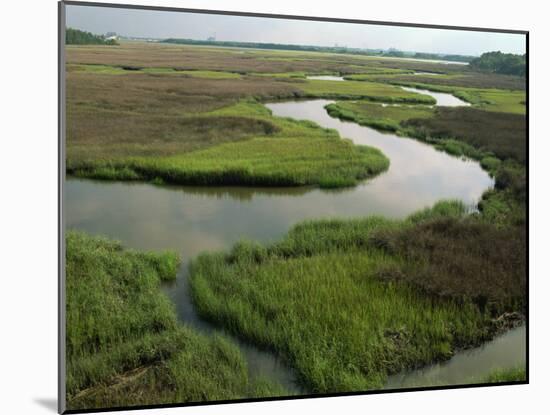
[[403, 107, 527, 163], [343, 68, 416, 79], [71, 137, 389, 188], [65, 42, 527, 400], [69, 64, 244, 79], [68, 99, 389, 188], [326, 101, 434, 133], [66, 231, 286, 410], [326, 100, 525, 167], [190, 201, 524, 393], [384, 72, 525, 91], [385, 81, 526, 114], [299, 80, 436, 104], [66, 42, 461, 77], [478, 162, 527, 226], [66, 44, 459, 189], [371, 218, 526, 315], [353, 71, 525, 91], [479, 366, 526, 383]]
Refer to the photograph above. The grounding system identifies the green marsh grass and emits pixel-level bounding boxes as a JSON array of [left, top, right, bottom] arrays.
[[68, 64, 130, 75], [68, 100, 389, 188], [343, 68, 416, 79], [326, 101, 434, 133], [480, 366, 526, 383], [66, 231, 286, 410], [176, 69, 242, 78], [385, 81, 526, 114], [299, 79, 436, 104], [190, 201, 524, 393], [326, 100, 525, 167], [70, 64, 244, 79], [385, 72, 525, 91]]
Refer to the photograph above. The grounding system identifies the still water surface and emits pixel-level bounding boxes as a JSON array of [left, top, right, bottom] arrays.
[[304, 75, 469, 108], [413, 71, 443, 76], [385, 326, 526, 389], [401, 85, 470, 107], [65, 94, 522, 393], [306, 75, 346, 81]]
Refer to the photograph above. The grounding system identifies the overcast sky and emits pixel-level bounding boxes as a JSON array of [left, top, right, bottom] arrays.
[[66, 4, 526, 56]]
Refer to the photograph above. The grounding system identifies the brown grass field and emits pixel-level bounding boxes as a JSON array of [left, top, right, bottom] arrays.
[[66, 42, 522, 158], [404, 107, 527, 163], [66, 42, 468, 74]]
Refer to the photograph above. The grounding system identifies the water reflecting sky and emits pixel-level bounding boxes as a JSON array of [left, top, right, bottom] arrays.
[[66, 99, 492, 259]]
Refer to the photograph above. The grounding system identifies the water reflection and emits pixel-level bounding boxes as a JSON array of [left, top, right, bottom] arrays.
[[400, 86, 470, 107], [266, 99, 490, 211], [413, 71, 443, 76], [385, 326, 526, 389], [306, 75, 345, 81]]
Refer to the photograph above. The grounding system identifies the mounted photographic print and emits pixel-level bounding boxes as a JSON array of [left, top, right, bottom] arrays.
[[59, 1, 528, 413]]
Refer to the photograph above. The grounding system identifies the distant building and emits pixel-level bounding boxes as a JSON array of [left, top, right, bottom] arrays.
[[105, 31, 117, 37]]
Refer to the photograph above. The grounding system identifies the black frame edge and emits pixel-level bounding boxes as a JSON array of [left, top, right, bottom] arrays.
[[58, 1, 67, 414], [63, 380, 529, 414], [525, 30, 530, 386]]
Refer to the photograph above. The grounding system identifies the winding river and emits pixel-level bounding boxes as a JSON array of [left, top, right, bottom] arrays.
[[66, 85, 525, 393]]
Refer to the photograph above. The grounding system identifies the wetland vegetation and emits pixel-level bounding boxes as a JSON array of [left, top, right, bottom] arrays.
[[65, 35, 527, 410], [325, 101, 526, 163], [66, 231, 287, 410], [190, 200, 525, 393], [481, 366, 527, 383]]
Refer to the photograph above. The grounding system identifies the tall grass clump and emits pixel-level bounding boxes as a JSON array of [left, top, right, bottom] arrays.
[[478, 366, 526, 383], [381, 81, 525, 114], [68, 100, 389, 188], [190, 201, 525, 394], [66, 231, 286, 410], [326, 101, 434, 133]]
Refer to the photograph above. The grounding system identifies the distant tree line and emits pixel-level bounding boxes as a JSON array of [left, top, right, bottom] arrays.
[[469, 51, 526, 77], [161, 38, 473, 63], [411, 52, 473, 62], [66, 28, 118, 45], [379, 51, 472, 62], [162, 38, 367, 54]]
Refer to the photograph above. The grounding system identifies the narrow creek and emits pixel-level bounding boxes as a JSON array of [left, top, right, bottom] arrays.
[[66, 85, 525, 394], [306, 75, 469, 107], [385, 326, 526, 389], [400, 85, 470, 107]]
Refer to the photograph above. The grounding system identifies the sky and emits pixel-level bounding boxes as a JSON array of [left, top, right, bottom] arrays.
[[66, 4, 526, 56]]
